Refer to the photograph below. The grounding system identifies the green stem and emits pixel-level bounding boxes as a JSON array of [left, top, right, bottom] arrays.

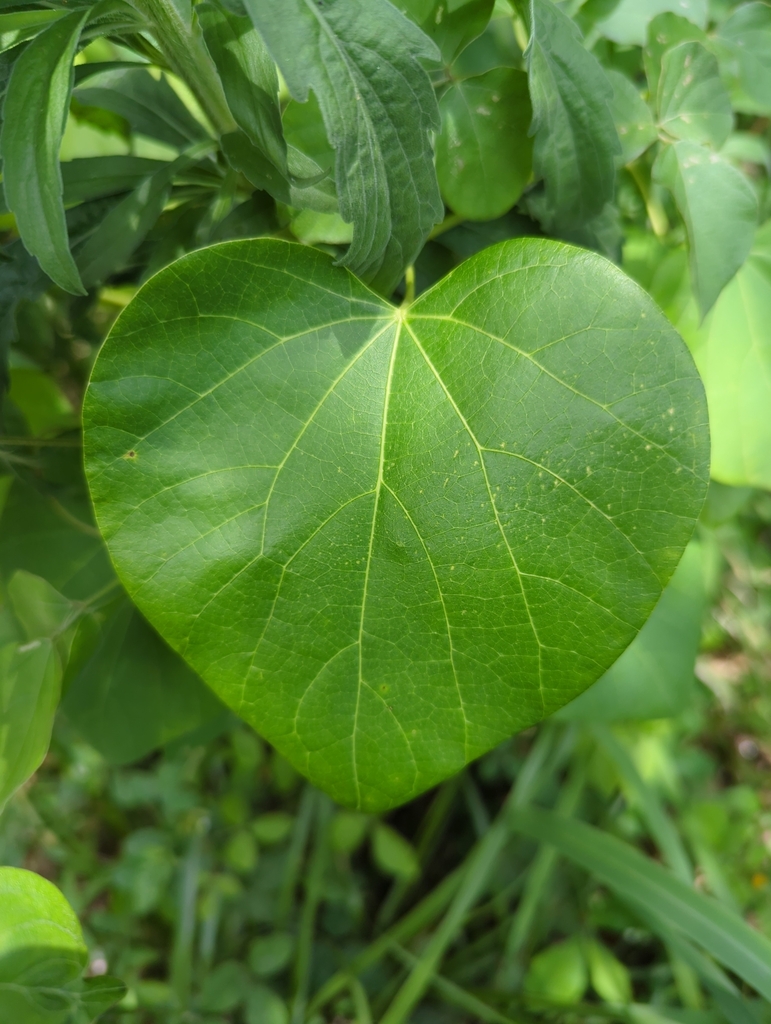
[[290, 794, 332, 1024], [428, 212, 463, 240], [403, 265, 416, 305], [126, 0, 235, 136], [628, 162, 669, 239]]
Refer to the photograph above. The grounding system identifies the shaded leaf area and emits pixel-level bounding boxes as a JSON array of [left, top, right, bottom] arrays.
[[84, 238, 708, 810]]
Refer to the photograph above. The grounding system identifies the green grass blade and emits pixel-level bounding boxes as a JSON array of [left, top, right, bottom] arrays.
[[508, 807, 771, 1001]]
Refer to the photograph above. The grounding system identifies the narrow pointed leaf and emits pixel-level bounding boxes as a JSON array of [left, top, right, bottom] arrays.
[[0, 11, 88, 295], [508, 807, 771, 1001], [653, 140, 757, 316], [526, 0, 621, 229], [84, 238, 708, 810], [242, 0, 442, 293]]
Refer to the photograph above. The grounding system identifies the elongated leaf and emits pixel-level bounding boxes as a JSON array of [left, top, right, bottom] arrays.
[[653, 140, 757, 317], [558, 539, 705, 722], [61, 155, 169, 205], [0, 867, 125, 1023], [0, 8, 65, 50], [606, 69, 658, 164], [0, 639, 61, 812], [717, 2, 771, 117], [526, 0, 620, 230], [508, 808, 771, 1001], [83, 238, 708, 810], [657, 41, 732, 148], [0, 571, 73, 812], [597, 0, 707, 47], [687, 221, 771, 488], [436, 68, 532, 221], [0, 11, 87, 295], [393, 0, 495, 64], [242, 0, 442, 293], [62, 597, 226, 765], [75, 67, 207, 149], [74, 146, 211, 287], [199, 1, 285, 170]]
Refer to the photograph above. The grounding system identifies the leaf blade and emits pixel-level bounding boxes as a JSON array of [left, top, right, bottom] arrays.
[[0, 11, 88, 295]]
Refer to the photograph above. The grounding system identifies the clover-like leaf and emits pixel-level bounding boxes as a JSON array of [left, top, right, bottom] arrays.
[[83, 239, 709, 811]]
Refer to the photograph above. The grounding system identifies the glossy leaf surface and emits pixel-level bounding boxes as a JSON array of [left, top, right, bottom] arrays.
[[687, 221, 771, 489], [653, 140, 757, 317], [242, 0, 442, 293], [84, 238, 709, 810], [0, 12, 87, 295], [436, 68, 532, 221], [526, 0, 620, 229]]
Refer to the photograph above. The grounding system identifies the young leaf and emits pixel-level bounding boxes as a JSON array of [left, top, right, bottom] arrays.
[[606, 69, 658, 165], [587, 940, 633, 1004], [0, 638, 61, 812], [83, 238, 708, 811], [436, 68, 532, 221], [0, 867, 126, 1023], [596, 0, 707, 47], [62, 598, 227, 765], [716, 1, 771, 117], [0, 571, 75, 812], [508, 808, 771, 1001], [393, 0, 495, 65], [526, 0, 620, 229], [653, 140, 757, 316], [524, 938, 587, 1006], [687, 221, 771, 489], [242, 0, 442, 293], [644, 12, 707, 99], [657, 41, 732, 148], [558, 539, 705, 723], [0, 11, 88, 295]]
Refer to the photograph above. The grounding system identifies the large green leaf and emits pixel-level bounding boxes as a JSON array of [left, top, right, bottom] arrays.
[[508, 808, 771, 1001], [242, 0, 442, 293], [0, 867, 125, 1024], [0, 11, 88, 295], [653, 140, 757, 317], [61, 156, 169, 205], [657, 41, 732, 148], [558, 539, 705, 722], [525, 0, 620, 230], [596, 0, 707, 47], [436, 68, 532, 221], [687, 221, 771, 489], [716, 2, 771, 117], [83, 238, 709, 810]]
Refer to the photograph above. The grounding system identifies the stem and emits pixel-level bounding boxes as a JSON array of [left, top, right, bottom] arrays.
[[126, 0, 235, 136], [628, 162, 669, 239], [403, 265, 416, 305], [428, 212, 463, 240], [290, 795, 332, 1024]]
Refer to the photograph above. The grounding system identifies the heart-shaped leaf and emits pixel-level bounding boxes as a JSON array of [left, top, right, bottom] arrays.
[[83, 239, 709, 810]]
